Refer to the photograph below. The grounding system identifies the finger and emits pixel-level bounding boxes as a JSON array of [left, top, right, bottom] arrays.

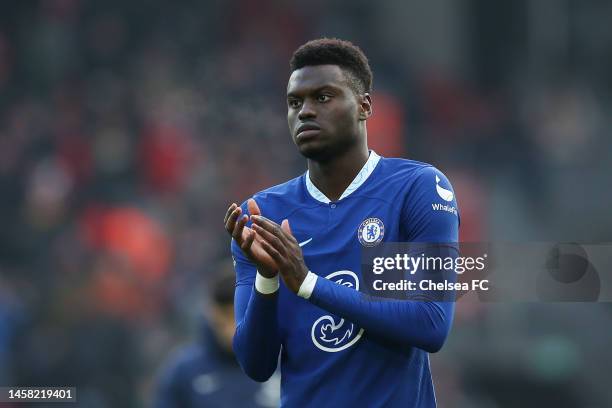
[[251, 215, 289, 245], [254, 215, 296, 246], [281, 219, 291, 234], [251, 222, 276, 241], [259, 239, 285, 266], [281, 219, 297, 243], [232, 213, 249, 241], [253, 230, 267, 245], [240, 228, 256, 252], [251, 215, 281, 232], [252, 223, 287, 255], [223, 203, 238, 225], [225, 206, 242, 234], [247, 198, 261, 216]]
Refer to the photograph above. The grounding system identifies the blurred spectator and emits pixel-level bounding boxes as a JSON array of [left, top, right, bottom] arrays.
[[152, 266, 279, 408]]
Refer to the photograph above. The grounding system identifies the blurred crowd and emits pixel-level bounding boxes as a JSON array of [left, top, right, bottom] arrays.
[[0, 1, 611, 407]]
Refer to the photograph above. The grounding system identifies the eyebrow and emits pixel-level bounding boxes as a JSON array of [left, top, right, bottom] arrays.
[[287, 84, 343, 98]]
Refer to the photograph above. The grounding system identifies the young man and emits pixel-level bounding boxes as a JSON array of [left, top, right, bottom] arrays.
[[224, 38, 459, 407]]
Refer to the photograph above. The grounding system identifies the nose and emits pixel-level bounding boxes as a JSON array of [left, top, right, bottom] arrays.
[[298, 100, 316, 120]]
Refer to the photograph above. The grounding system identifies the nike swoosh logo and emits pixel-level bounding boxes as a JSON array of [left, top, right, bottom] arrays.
[[298, 238, 313, 247]]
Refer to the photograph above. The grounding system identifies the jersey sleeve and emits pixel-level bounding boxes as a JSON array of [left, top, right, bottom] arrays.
[[401, 166, 460, 242], [231, 201, 281, 382], [307, 166, 459, 352]]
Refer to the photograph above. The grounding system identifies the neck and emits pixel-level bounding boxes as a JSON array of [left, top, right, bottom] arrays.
[[307, 143, 370, 202]]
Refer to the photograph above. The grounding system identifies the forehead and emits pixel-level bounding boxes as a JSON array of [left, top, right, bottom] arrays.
[[287, 65, 349, 95]]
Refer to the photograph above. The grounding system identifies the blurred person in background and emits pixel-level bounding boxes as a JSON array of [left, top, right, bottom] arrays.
[[153, 265, 279, 408]]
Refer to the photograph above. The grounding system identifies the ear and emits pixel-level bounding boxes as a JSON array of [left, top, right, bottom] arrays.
[[358, 93, 372, 120]]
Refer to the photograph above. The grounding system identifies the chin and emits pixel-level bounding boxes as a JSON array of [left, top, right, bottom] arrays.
[[297, 143, 332, 162], [297, 139, 355, 163]]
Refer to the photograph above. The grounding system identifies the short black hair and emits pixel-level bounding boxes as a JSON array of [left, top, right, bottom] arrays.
[[210, 267, 235, 306], [290, 38, 373, 95]]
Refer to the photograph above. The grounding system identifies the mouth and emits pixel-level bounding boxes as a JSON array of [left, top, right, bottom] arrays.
[[296, 123, 321, 139]]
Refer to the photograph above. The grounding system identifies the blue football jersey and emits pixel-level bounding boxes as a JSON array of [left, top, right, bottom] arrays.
[[231, 151, 459, 407]]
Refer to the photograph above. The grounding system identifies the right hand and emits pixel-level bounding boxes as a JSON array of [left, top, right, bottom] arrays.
[[224, 198, 278, 278]]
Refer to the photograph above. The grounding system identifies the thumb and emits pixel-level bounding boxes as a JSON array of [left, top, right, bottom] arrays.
[[247, 198, 261, 216], [281, 219, 292, 236]]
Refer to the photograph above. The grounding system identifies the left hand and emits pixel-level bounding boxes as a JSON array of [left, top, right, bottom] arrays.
[[250, 215, 308, 294]]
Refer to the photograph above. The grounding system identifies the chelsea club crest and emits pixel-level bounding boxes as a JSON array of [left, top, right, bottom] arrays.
[[357, 217, 385, 247]]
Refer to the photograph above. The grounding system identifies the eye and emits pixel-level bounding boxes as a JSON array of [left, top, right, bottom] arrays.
[[288, 99, 302, 109], [317, 94, 331, 103]]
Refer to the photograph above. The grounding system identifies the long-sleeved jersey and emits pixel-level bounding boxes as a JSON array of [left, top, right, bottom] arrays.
[[231, 151, 460, 407]]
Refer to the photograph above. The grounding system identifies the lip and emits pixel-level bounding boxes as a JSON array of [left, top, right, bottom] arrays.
[[296, 123, 321, 138], [296, 129, 321, 140]]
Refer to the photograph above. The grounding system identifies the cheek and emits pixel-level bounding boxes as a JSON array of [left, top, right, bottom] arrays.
[[331, 103, 359, 130]]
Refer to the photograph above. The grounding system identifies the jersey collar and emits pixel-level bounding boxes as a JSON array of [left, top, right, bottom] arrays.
[[305, 150, 381, 204]]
